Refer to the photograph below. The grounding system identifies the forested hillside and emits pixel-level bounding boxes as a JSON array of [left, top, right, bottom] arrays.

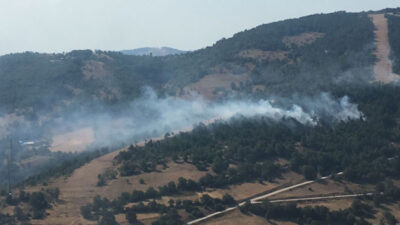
[[0, 11, 378, 115], [0, 8, 396, 193], [7, 84, 399, 225], [2, 8, 400, 225]]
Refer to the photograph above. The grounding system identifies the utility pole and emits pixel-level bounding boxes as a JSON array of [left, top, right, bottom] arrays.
[[7, 138, 12, 194], [8, 77, 16, 195]]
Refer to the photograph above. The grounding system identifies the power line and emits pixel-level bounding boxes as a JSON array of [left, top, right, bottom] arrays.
[[7, 138, 12, 194]]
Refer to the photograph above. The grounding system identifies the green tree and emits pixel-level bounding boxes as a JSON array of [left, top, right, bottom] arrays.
[[222, 194, 236, 206], [302, 165, 317, 180], [212, 157, 228, 173], [29, 192, 49, 219], [14, 206, 27, 221], [125, 207, 137, 224], [99, 211, 119, 225], [384, 211, 398, 225]]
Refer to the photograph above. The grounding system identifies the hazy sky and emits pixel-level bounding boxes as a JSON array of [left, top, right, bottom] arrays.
[[0, 0, 399, 55]]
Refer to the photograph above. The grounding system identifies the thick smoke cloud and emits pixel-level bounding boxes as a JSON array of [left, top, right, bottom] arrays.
[[55, 88, 363, 148], [1, 87, 364, 151]]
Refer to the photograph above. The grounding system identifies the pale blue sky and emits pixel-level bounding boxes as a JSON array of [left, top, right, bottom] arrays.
[[0, 0, 399, 55]]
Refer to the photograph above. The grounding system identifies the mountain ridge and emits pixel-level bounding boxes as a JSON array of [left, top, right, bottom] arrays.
[[120, 47, 187, 56]]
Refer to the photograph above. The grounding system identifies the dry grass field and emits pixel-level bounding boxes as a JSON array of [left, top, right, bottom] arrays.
[[269, 179, 375, 200], [23, 158, 208, 224], [202, 171, 303, 201], [184, 73, 248, 99], [199, 208, 297, 225]]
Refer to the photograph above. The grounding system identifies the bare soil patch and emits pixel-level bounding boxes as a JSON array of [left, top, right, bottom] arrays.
[[82, 60, 108, 80], [239, 49, 288, 61], [200, 208, 270, 225], [50, 127, 95, 153], [269, 179, 374, 200], [283, 32, 324, 47], [184, 73, 248, 99], [369, 14, 400, 83]]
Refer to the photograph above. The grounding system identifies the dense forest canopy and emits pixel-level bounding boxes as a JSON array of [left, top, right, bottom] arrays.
[[114, 85, 400, 185]]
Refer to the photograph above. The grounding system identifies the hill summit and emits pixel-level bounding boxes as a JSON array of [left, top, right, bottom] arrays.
[[120, 47, 187, 56]]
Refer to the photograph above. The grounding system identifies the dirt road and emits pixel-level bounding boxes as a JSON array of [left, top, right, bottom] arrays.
[[187, 173, 342, 225], [264, 193, 373, 204], [369, 14, 399, 83]]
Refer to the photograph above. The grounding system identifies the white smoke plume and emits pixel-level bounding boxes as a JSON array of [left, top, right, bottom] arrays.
[[57, 88, 362, 148], [2, 87, 363, 151]]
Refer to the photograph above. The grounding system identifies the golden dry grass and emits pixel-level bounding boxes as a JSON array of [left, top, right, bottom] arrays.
[[184, 73, 248, 99], [25, 148, 123, 225], [18, 128, 211, 224], [200, 208, 296, 225], [114, 213, 161, 225], [269, 179, 375, 200], [201, 172, 303, 201], [99, 162, 209, 199], [22, 150, 207, 225], [154, 171, 303, 206]]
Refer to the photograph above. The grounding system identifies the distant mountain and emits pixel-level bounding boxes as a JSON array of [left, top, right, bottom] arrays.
[[120, 47, 187, 56]]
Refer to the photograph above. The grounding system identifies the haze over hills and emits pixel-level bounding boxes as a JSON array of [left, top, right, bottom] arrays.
[[120, 47, 187, 56], [1, 8, 400, 225], [0, 6, 399, 189]]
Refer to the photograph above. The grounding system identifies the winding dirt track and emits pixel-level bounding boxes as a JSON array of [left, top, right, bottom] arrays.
[[187, 174, 338, 225], [369, 14, 400, 83], [263, 193, 373, 204]]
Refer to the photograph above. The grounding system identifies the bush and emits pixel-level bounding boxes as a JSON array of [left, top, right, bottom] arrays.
[[29, 192, 49, 219], [125, 207, 138, 224], [302, 165, 317, 180]]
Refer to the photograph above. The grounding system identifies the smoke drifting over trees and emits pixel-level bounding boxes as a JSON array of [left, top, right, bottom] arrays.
[[46, 88, 363, 148]]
